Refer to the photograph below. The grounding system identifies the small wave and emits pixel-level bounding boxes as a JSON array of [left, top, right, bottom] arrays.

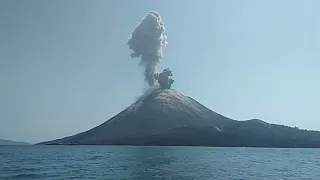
[[9, 173, 39, 179], [89, 155, 103, 160], [12, 167, 37, 172]]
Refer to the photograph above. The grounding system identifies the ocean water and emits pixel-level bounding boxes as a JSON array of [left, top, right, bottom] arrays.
[[0, 146, 319, 180]]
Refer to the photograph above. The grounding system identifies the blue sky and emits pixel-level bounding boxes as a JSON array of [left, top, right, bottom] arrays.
[[0, 0, 319, 143]]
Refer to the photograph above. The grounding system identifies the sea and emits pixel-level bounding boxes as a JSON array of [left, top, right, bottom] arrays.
[[0, 146, 319, 180]]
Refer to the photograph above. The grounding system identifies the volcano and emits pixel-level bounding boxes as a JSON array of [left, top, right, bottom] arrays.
[[39, 89, 320, 148]]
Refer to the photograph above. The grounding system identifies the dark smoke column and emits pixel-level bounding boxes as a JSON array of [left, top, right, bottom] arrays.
[[127, 11, 168, 87], [154, 68, 175, 89]]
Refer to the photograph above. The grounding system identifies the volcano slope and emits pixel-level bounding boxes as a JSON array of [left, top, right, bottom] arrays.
[[39, 89, 320, 148]]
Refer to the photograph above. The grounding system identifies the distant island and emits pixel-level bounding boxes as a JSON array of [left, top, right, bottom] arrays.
[[0, 139, 31, 145], [38, 89, 320, 148]]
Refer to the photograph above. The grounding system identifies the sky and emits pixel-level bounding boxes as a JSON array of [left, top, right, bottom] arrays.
[[0, 0, 319, 143]]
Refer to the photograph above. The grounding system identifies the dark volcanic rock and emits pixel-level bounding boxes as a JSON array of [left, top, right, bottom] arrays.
[[38, 89, 320, 148]]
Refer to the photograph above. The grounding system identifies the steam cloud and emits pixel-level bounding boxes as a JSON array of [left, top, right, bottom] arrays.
[[127, 11, 168, 87]]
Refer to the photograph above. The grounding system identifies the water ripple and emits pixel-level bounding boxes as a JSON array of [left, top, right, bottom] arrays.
[[0, 146, 319, 180]]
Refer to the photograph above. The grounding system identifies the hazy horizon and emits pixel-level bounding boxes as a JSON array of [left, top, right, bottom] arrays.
[[1, 0, 319, 143]]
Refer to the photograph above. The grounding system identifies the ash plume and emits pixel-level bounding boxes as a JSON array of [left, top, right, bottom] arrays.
[[127, 11, 168, 87], [135, 84, 160, 102], [154, 68, 174, 89]]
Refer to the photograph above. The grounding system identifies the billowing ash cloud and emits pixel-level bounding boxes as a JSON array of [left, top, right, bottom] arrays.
[[154, 68, 174, 89], [127, 11, 168, 87]]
